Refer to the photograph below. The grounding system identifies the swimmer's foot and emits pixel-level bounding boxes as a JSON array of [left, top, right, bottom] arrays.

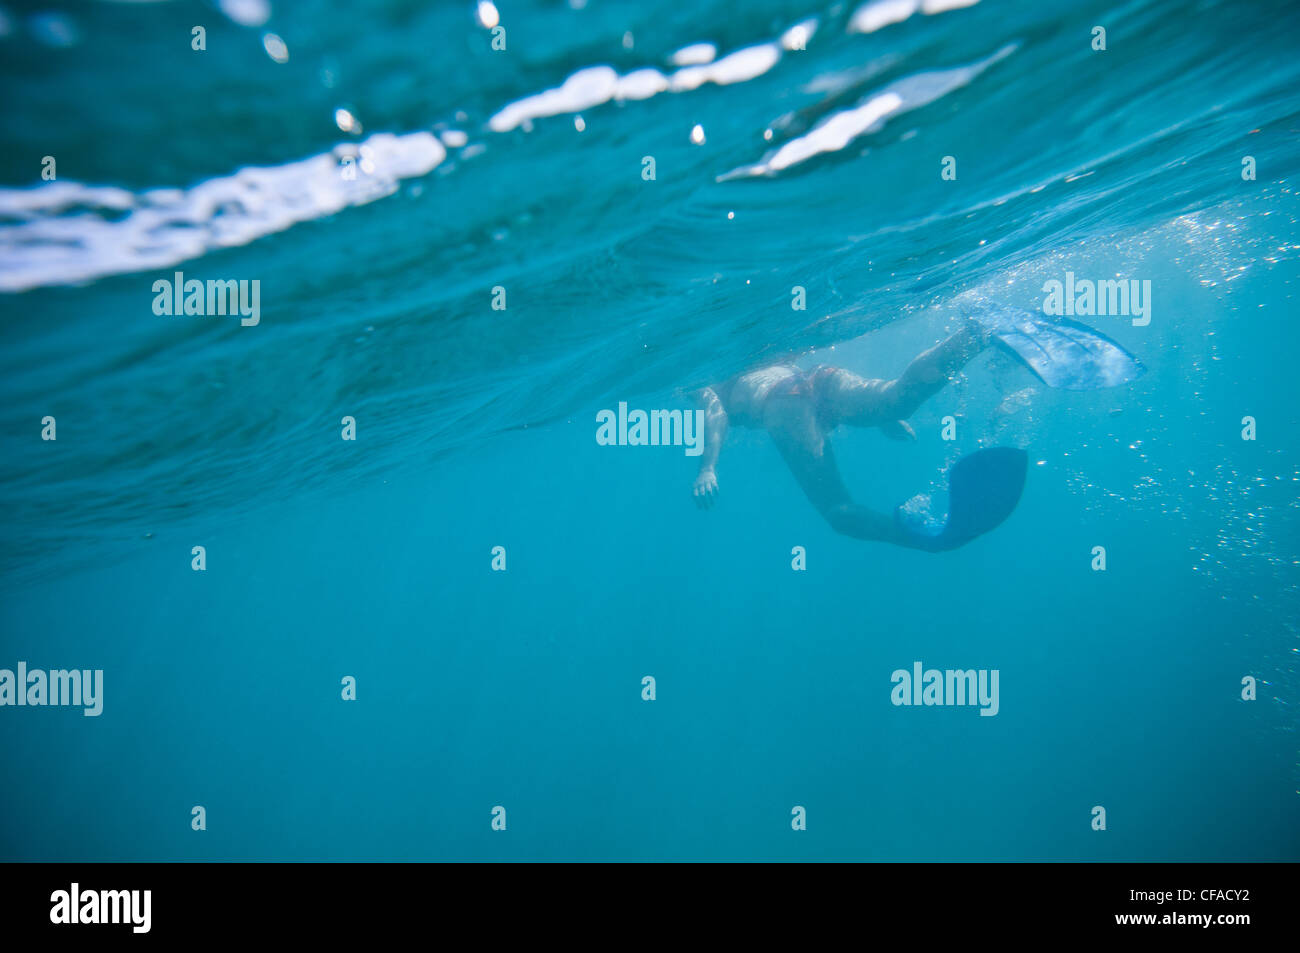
[[967, 304, 1145, 390], [894, 447, 1028, 551]]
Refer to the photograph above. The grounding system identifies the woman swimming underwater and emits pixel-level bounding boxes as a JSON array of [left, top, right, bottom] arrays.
[[691, 307, 1145, 552]]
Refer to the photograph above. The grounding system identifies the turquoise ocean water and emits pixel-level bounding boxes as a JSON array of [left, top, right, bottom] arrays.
[[1, 0, 1298, 860]]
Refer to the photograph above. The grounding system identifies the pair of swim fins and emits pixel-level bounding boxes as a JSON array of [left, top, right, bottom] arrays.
[[894, 306, 1144, 551]]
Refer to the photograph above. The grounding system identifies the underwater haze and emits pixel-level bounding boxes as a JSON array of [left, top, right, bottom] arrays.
[[1, 0, 1298, 861]]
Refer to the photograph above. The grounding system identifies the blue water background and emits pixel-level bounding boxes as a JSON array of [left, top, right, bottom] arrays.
[[1, 0, 1298, 859]]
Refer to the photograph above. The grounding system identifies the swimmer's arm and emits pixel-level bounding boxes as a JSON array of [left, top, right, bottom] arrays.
[[696, 387, 727, 472], [692, 387, 727, 508]]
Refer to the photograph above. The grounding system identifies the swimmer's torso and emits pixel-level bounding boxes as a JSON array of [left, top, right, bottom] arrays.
[[716, 364, 803, 427]]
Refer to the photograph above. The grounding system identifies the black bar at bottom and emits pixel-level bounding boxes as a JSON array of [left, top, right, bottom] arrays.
[[2, 862, 1289, 939]]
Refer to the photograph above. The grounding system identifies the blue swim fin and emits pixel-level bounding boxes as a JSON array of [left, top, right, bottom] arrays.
[[895, 447, 1028, 552], [969, 305, 1146, 390]]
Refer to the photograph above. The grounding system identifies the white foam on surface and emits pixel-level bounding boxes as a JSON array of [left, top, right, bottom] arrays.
[[719, 44, 1015, 179], [669, 42, 716, 66], [849, 0, 979, 34], [0, 132, 445, 292], [488, 35, 792, 131]]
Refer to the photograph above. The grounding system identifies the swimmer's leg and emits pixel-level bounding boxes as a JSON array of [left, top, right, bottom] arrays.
[[815, 322, 986, 427], [765, 396, 1026, 551], [764, 401, 908, 545]]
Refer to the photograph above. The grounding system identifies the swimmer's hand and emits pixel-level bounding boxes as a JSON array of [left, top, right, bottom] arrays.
[[693, 466, 719, 509]]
